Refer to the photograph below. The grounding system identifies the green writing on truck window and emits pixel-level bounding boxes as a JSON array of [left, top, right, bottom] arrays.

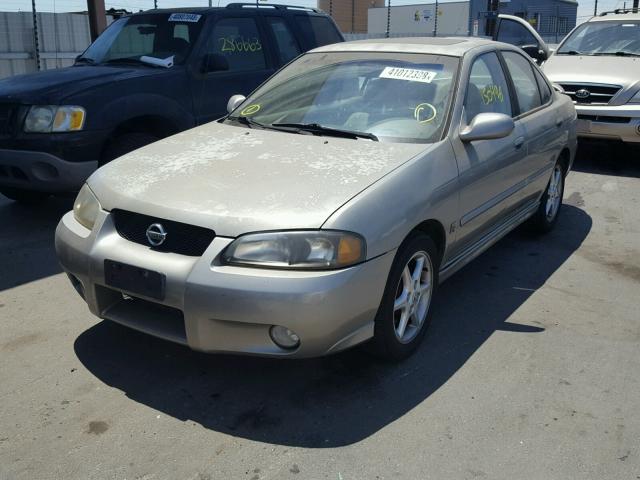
[[218, 36, 263, 53], [481, 85, 504, 105]]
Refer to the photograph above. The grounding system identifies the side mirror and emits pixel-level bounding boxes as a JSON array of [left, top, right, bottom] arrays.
[[460, 113, 515, 142], [521, 44, 548, 63], [202, 53, 229, 73], [227, 94, 246, 114]]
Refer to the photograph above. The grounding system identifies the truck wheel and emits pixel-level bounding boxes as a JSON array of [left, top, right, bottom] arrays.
[[0, 187, 49, 205], [370, 232, 439, 361], [101, 133, 159, 165]]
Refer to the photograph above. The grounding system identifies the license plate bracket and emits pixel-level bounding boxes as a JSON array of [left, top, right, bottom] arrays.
[[104, 260, 166, 301]]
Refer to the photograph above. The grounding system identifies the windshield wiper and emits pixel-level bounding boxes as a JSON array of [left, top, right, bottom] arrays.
[[74, 56, 96, 65], [272, 122, 379, 141], [594, 51, 640, 57], [556, 50, 583, 55], [230, 116, 302, 133], [102, 57, 159, 67]]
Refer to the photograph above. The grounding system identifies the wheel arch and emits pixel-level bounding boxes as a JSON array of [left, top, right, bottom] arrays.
[[558, 147, 571, 176], [409, 219, 447, 264]]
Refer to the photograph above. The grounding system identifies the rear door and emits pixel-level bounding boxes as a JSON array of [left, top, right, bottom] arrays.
[[500, 49, 564, 204], [264, 16, 302, 67], [494, 14, 550, 64], [192, 15, 275, 124]]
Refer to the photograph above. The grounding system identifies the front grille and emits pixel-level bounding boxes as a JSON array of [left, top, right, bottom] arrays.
[[111, 209, 216, 257], [559, 83, 621, 105], [577, 114, 631, 124], [0, 104, 16, 134]]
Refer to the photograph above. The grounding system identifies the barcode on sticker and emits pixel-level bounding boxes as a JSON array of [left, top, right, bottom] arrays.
[[379, 67, 437, 83], [168, 13, 202, 22]]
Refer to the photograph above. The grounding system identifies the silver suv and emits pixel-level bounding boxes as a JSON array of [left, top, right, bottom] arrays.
[[542, 10, 640, 144], [493, 11, 640, 145]]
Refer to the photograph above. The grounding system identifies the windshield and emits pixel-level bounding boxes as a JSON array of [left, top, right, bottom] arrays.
[[226, 52, 459, 144], [78, 13, 205, 65], [557, 20, 640, 55]]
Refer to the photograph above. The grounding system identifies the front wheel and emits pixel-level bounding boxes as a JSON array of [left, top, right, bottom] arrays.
[[527, 161, 565, 233], [371, 233, 439, 361]]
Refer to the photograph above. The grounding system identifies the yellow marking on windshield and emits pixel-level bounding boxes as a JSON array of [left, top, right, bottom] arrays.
[[240, 104, 261, 116], [414, 103, 437, 124]]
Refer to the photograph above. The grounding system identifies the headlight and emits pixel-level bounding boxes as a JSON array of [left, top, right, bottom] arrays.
[[222, 231, 366, 270], [73, 184, 101, 230], [629, 90, 640, 104], [551, 83, 565, 93], [24, 105, 86, 133]]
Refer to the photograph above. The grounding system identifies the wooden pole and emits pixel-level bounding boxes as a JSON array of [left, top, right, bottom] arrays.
[[87, 0, 107, 42]]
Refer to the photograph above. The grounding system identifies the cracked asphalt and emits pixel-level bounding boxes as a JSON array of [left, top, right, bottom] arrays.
[[0, 146, 638, 480]]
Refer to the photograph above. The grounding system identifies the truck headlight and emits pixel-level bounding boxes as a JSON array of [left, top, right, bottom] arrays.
[[629, 90, 640, 104], [222, 231, 366, 270], [24, 105, 86, 133], [73, 184, 101, 230]]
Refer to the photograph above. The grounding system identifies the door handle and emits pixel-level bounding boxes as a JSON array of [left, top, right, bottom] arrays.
[[555, 118, 563, 128], [514, 136, 525, 149]]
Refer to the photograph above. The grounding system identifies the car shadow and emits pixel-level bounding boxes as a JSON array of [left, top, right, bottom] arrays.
[[572, 142, 640, 179], [0, 195, 72, 291], [73, 204, 592, 448]]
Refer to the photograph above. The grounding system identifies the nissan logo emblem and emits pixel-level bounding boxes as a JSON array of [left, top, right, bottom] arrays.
[[575, 89, 590, 99], [146, 223, 167, 247]]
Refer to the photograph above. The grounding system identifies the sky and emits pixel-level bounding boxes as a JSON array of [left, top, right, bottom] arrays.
[[2, 0, 631, 26]]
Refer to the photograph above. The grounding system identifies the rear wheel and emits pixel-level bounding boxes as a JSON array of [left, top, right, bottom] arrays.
[[101, 132, 159, 166], [0, 187, 49, 205], [371, 233, 439, 361], [527, 160, 565, 233]]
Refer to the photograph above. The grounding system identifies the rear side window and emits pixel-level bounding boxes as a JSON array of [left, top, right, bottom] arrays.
[[266, 17, 301, 65], [533, 67, 552, 104], [502, 51, 542, 114], [206, 17, 266, 72], [295, 15, 342, 47], [465, 52, 512, 122]]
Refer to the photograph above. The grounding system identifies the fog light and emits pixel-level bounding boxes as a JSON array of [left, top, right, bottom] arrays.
[[636, 124, 640, 135], [270, 325, 300, 349]]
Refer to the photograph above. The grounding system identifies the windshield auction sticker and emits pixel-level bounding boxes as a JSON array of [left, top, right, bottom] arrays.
[[168, 13, 202, 22], [379, 67, 437, 83]]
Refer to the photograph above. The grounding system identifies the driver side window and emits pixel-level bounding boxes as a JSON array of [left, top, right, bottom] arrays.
[[465, 52, 512, 124]]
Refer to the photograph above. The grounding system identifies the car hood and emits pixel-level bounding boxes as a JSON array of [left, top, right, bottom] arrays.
[[89, 122, 428, 237], [0, 65, 165, 103], [543, 54, 640, 87]]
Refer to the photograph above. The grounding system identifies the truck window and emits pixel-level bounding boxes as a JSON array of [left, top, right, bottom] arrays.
[[294, 15, 342, 47], [266, 17, 301, 65], [206, 17, 266, 71]]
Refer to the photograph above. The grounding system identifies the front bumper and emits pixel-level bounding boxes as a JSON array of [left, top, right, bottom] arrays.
[[575, 103, 640, 144], [55, 210, 394, 358], [0, 148, 97, 192]]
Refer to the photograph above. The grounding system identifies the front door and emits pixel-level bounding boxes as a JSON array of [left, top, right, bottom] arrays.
[[192, 15, 275, 124], [450, 51, 527, 257], [494, 14, 550, 64]]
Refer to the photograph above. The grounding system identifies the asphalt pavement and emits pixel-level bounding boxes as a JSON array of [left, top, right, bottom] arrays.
[[0, 146, 638, 480]]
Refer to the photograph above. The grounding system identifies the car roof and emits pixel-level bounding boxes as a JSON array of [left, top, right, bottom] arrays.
[[589, 11, 640, 22], [312, 37, 504, 57], [131, 3, 323, 16]]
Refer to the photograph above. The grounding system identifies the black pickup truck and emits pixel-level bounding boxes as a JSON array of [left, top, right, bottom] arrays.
[[0, 3, 343, 203]]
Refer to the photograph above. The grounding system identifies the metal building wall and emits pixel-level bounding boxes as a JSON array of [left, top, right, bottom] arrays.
[[0, 11, 102, 79], [368, 2, 471, 36]]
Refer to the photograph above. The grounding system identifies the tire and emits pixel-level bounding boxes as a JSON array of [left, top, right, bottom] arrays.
[[0, 187, 49, 205], [101, 132, 159, 166], [527, 160, 565, 233], [370, 232, 440, 361]]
